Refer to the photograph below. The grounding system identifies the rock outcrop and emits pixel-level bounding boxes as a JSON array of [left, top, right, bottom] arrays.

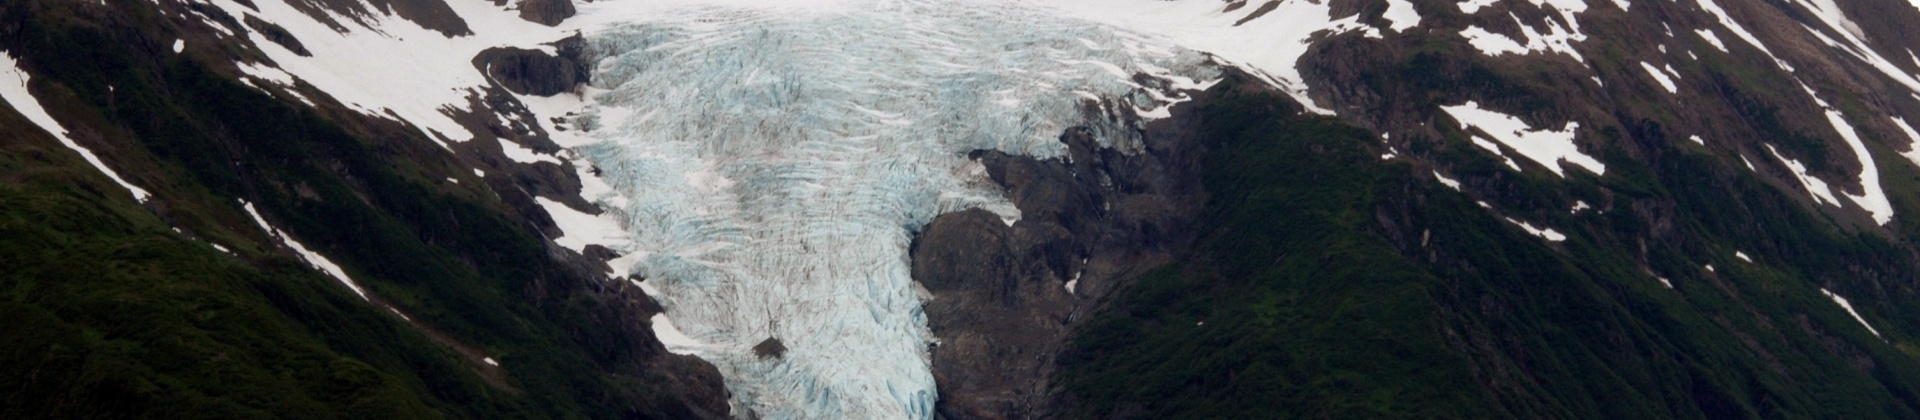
[[914, 87, 1215, 419]]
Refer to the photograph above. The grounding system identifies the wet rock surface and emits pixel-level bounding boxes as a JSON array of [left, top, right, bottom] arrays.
[[914, 90, 1212, 419], [472, 36, 590, 97], [516, 0, 576, 26]]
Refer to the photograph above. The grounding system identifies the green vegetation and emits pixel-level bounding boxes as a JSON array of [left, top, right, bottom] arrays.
[[1057, 82, 1920, 419], [0, 1, 704, 418]]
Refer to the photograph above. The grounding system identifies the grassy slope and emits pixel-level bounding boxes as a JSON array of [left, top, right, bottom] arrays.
[[1057, 83, 1920, 419], [0, 1, 700, 418]]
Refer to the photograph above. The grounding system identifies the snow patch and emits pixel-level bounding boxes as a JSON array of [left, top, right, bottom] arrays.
[[199, 0, 575, 149], [1461, 26, 1529, 56], [240, 200, 367, 300], [1641, 61, 1678, 93], [1821, 288, 1883, 338], [534, 197, 630, 252], [172, 39, 184, 53], [1694, 0, 1794, 72], [1470, 136, 1524, 171], [1433, 171, 1463, 190], [650, 312, 717, 355], [1384, 0, 1423, 31], [1504, 217, 1567, 241], [498, 138, 563, 165], [1442, 101, 1605, 176], [1824, 110, 1893, 224], [1695, 29, 1727, 52], [1735, 251, 1752, 262], [1689, 135, 1705, 145], [1459, 0, 1501, 14], [1458, 11, 1588, 63], [1766, 144, 1842, 207], [483, 357, 499, 366], [1891, 116, 1920, 168], [0, 52, 151, 202], [1034, 0, 1382, 115]]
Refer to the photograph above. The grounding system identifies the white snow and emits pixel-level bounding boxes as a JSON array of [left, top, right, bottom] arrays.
[[1471, 136, 1524, 171], [1690, 135, 1705, 145], [483, 357, 499, 366], [1641, 62, 1678, 93], [240, 200, 368, 300], [1571, 200, 1590, 212], [534, 197, 630, 252], [1459, 0, 1501, 14], [1795, 84, 1893, 224], [212, 243, 231, 253], [1823, 110, 1894, 224], [1458, 11, 1589, 63], [1384, 0, 1423, 32], [0, 52, 152, 202], [1461, 26, 1530, 56], [1658, 277, 1673, 288], [1766, 144, 1842, 207], [198, 0, 576, 149], [1032, 0, 1384, 115], [1735, 251, 1752, 262], [1442, 101, 1605, 176], [1433, 171, 1463, 190], [1743, 155, 1757, 171], [1706, 264, 1715, 272], [1695, 29, 1727, 52], [1694, 0, 1795, 72], [1891, 116, 1920, 168], [172, 39, 184, 53], [649, 312, 716, 355], [1504, 217, 1567, 241], [1782, 0, 1920, 95], [1821, 288, 1883, 338], [498, 138, 563, 165]]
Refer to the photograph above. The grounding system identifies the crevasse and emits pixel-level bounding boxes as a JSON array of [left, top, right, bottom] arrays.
[[562, 0, 1218, 417]]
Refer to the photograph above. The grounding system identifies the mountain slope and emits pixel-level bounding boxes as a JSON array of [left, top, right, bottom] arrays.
[[1053, 78, 1920, 418], [10, 0, 1920, 417], [0, 0, 725, 417]]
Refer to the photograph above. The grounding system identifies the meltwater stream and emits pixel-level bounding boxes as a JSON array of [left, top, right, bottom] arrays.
[[562, 1, 1219, 417]]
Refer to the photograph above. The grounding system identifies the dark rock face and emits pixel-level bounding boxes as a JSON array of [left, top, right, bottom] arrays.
[[913, 93, 1210, 419], [243, 15, 311, 57], [472, 36, 590, 97], [516, 0, 576, 27]]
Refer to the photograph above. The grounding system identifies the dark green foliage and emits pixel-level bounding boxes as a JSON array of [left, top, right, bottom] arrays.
[[1058, 88, 1503, 419], [0, 133, 446, 419], [0, 1, 697, 418], [1057, 82, 1920, 419]]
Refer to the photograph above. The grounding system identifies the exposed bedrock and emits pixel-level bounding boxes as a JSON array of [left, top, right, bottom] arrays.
[[472, 35, 590, 96], [516, 0, 576, 26], [914, 90, 1213, 419]]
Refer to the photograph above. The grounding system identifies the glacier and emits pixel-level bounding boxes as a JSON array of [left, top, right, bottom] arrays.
[[555, 0, 1222, 417]]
